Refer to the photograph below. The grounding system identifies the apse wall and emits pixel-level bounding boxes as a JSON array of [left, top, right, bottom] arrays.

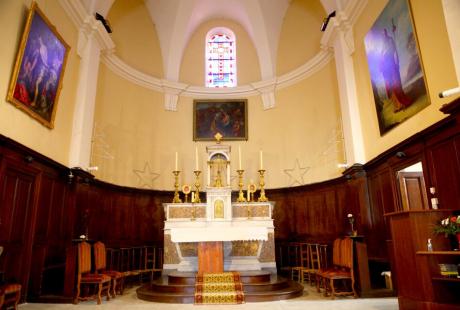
[[0, 0, 80, 165], [92, 0, 343, 190], [353, 0, 458, 161]]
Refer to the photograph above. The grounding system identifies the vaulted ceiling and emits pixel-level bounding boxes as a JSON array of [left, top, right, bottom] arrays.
[[79, 0, 334, 83]]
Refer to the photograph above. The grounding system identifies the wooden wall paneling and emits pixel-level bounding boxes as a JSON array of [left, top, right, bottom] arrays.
[[426, 136, 460, 210], [266, 189, 291, 240], [29, 171, 70, 298], [0, 156, 40, 300], [366, 167, 394, 260]]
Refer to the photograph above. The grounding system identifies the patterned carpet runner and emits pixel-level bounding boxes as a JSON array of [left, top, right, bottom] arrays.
[[194, 272, 245, 305]]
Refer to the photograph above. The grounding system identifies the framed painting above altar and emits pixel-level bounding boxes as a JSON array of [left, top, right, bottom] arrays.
[[193, 99, 248, 141], [364, 0, 429, 135], [7, 2, 70, 129]]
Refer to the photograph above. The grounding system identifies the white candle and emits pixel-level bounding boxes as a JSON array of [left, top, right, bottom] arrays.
[[175, 152, 178, 171], [238, 146, 242, 170], [195, 146, 199, 171], [191, 192, 195, 203], [259, 150, 263, 170]]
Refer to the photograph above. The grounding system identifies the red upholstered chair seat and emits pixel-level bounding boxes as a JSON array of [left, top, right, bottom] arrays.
[[3, 284, 21, 294], [81, 274, 112, 283]]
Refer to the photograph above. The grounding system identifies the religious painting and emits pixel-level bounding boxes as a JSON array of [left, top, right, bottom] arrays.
[[193, 99, 247, 141], [364, 0, 429, 135], [7, 2, 70, 129]]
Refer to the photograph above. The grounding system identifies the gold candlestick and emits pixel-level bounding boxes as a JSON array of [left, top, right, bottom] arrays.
[[236, 169, 246, 202], [193, 170, 201, 203], [172, 170, 182, 203], [258, 169, 268, 202]]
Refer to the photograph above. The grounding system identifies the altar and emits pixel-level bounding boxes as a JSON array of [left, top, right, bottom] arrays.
[[162, 140, 276, 274]]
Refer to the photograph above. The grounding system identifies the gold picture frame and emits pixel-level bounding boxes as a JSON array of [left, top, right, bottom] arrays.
[[7, 1, 70, 129], [193, 99, 248, 141]]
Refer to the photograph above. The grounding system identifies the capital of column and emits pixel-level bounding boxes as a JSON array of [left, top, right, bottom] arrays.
[[162, 80, 187, 111], [251, 78, 277, 110]]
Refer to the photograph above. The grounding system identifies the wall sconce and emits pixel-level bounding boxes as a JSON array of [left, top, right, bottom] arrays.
[[395, 151, 406, 158]]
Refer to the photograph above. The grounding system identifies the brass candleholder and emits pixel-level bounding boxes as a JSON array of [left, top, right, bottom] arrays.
[[172, 170, 182, 203], [258, 169, 268, 202], [236, 169, 246, 202], [193, 170, 201, 203]]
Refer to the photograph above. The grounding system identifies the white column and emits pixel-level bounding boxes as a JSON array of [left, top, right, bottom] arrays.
[[320, 3, 366, 165], [442, 0, 460, 84], [68, 18, 114, 168], [332, 29, 365, 165]]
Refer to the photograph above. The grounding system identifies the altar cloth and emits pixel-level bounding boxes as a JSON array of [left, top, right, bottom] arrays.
[[170, 226, 268, 242]]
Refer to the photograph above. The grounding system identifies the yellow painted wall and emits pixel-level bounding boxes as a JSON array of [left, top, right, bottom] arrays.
[[180, 19, 261, 86], [353, 0, 458, 161], [0, 0, 79, 165], [277, 0, 325, 76], [93, 60, 343, 190], [107, 0, 164, 78]]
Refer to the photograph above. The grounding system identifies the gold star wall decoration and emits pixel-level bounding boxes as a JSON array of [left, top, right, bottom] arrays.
[[284, 159, 310, 186], [133, 162, 160, 189]]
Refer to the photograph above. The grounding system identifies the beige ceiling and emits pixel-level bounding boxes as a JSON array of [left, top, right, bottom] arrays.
[[80, 0, 331, 83]]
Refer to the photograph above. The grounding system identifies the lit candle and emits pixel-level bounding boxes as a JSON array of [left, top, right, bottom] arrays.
[[247, 187, 250, 202], [175, 152, 178, 171], [195, 146, 199, 171], [238, 146, 242, 170], [191, 192, 195, 203], [259, 150, 263, 170]]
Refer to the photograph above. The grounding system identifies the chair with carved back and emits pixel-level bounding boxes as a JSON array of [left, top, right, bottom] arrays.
[[316, 237, 357, 299], [75, 241, 111, 305], [0, 283, 21, 310], [93, 242, 124, 297]]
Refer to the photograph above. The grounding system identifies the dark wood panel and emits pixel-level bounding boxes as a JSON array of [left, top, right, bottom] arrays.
[[0, 157, 40, 300], [426, 138, 460, 209]]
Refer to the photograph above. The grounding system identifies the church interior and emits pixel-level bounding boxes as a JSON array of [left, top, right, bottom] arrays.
[[0, 0, 460, 309]]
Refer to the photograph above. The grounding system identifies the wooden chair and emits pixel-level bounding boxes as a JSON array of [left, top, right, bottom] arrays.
[[316, 238, 357, 299], [142, 246, 162, 283], [0, 283, 21, 310], [291, 243, 309, 282], [301, 243, 328, 285], [94, 242, 124, 297], [75, 241, 111, 305]]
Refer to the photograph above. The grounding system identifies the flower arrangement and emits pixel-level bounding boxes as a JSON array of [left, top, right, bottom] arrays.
[[434, 216, 460, 236]]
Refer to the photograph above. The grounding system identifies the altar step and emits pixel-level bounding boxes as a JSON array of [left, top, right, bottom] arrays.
[[136, 270, 304, 303]]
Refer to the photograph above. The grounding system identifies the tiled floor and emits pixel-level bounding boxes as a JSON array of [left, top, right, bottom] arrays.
[[19, 285, 398, 310]]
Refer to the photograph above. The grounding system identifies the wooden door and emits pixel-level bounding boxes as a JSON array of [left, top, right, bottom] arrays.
[[0, 158, 40, 300], [397, 172, 428, 211]]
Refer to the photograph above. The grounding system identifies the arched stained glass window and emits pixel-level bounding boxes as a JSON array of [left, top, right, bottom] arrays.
[[206, 28, 236, 88]]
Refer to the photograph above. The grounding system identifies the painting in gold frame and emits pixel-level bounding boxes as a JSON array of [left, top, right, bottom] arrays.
[[364, 0, 430, 135], [7, 2, 70, 129], [193, 99, 248, 141]]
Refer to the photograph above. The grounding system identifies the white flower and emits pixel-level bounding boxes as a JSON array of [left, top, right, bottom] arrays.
[[347, 213, 353, 218]]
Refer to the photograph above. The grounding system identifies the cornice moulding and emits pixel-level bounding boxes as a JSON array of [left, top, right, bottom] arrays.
[[60, 0, 364, 101]]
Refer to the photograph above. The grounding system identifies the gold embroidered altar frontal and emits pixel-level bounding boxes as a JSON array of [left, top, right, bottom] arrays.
[[194, 272, 245, 304]]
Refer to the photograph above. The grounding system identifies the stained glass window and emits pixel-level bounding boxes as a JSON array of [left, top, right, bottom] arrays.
[[206, 29, 236, 88]]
